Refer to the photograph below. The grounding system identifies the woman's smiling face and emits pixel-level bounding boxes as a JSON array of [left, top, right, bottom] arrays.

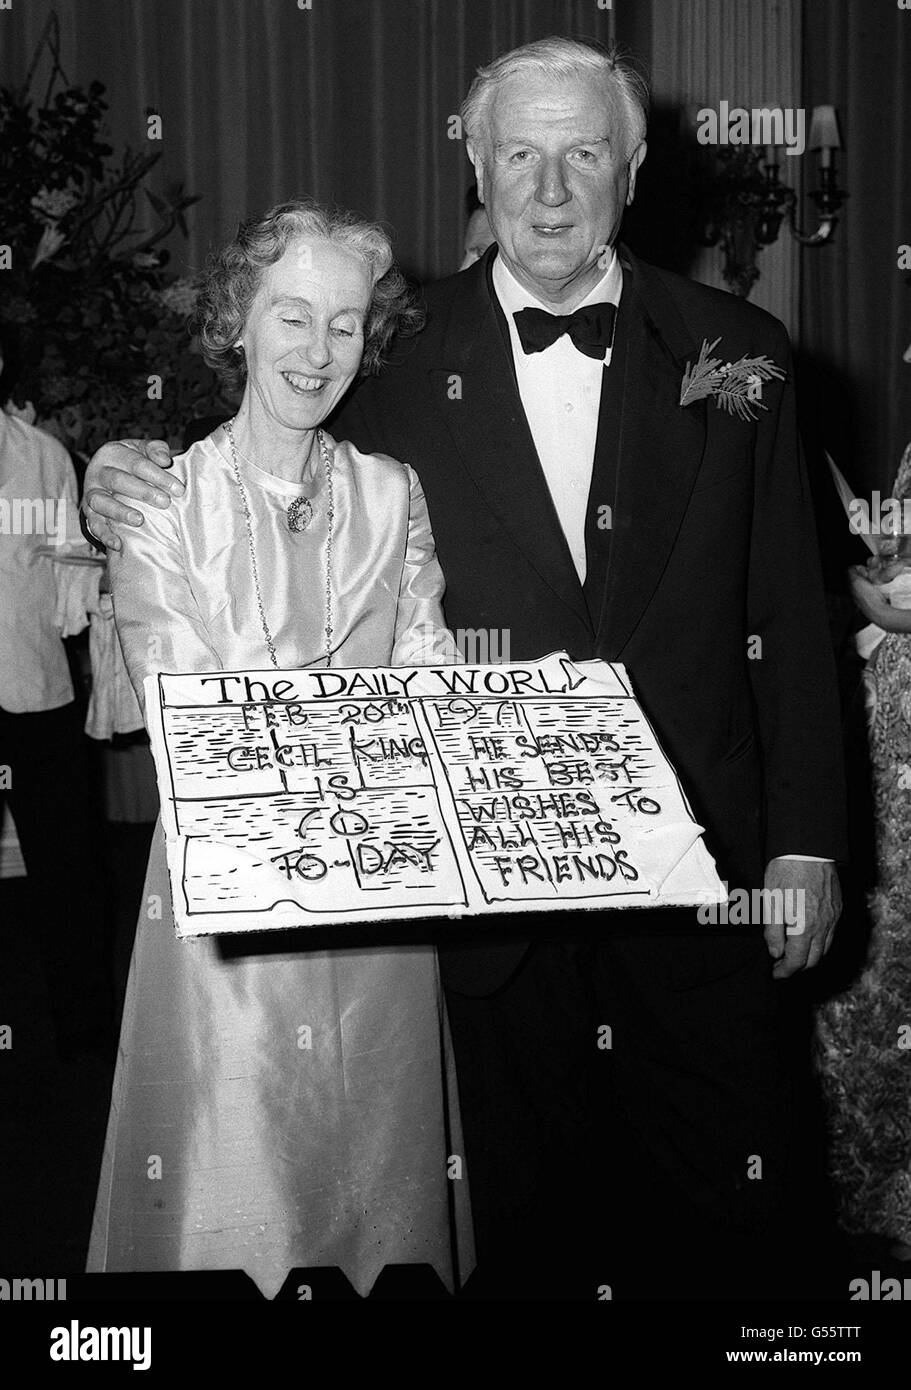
[[240, 235, 373, 431]]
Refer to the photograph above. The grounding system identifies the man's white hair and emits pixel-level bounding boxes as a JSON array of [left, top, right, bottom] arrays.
[[460, 36, 649, 161]]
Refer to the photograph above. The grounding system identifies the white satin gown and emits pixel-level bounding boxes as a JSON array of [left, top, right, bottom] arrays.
[[86, 430, 474, 1296]]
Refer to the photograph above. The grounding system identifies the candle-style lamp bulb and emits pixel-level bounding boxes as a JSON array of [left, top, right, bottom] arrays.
[[809, 104, 842, 169]]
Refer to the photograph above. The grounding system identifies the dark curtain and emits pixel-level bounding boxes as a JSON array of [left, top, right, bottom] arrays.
[[799, 0, 911, 497], [0, 0, 618, 283]]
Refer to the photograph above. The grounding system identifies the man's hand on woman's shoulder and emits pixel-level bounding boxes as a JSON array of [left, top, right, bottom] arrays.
[[82, 438, 183, 551]]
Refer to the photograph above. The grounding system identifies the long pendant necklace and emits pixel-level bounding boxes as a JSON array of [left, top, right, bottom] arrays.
[[227, 425, 319, 533], [223, 418, 335, 668]]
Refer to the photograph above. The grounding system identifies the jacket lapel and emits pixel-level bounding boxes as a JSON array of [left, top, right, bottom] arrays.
[[428, 249, 593, 634], [593, 249, 709, 658]]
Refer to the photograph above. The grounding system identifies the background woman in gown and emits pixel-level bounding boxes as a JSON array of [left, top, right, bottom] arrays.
[[816, 443, 911, 1261], [87, 198, 474, 1297]]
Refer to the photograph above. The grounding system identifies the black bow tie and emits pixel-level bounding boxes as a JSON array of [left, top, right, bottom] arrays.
[[513, 302, 617, 360]]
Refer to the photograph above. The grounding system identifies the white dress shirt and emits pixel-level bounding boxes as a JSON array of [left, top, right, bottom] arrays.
[[492, 249, 622, 584], [0, 410, 78, 712]]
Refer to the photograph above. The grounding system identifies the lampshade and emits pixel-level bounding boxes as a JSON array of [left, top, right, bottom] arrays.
[[808, 105, 842, 151]]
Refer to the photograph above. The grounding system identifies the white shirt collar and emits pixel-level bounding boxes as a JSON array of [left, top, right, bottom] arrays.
[[491, 246, 622, 318]]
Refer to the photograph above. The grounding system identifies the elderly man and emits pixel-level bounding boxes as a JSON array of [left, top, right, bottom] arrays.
[[82, 38, 846, 1298]]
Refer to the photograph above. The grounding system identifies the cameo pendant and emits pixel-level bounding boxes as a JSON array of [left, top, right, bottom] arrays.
[[286, 497, 314, 533]]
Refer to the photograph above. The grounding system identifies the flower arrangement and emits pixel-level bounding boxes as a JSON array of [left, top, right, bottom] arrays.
[[0, 18, 230, 457]]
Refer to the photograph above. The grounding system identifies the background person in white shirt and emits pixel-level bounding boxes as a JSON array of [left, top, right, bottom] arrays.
[[0, 339, 112, 1062]]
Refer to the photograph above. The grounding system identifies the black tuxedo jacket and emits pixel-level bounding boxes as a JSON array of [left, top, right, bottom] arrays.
[[332, 245, 848, 994]]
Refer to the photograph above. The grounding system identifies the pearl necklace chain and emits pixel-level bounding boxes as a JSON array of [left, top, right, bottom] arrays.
[[223, 418, 334, 669]]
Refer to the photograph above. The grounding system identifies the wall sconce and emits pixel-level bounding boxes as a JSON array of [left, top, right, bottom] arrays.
[[766, 105, 848, 246], [698, 146, 794, 296], [697, 104, 848, 295]]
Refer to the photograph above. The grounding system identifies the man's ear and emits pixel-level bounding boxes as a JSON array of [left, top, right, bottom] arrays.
[[466, 139, 486, 204], [626, 141, 647, 206]]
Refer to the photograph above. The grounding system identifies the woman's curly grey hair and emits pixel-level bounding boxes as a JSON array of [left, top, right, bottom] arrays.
[[196, 198, 424, 390]]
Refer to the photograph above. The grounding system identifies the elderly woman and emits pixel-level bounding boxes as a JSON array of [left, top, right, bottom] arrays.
[[86, 199, 473, 1296]]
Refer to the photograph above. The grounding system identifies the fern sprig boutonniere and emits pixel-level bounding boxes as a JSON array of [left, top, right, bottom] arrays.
[[679, 337, 786, 422]]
